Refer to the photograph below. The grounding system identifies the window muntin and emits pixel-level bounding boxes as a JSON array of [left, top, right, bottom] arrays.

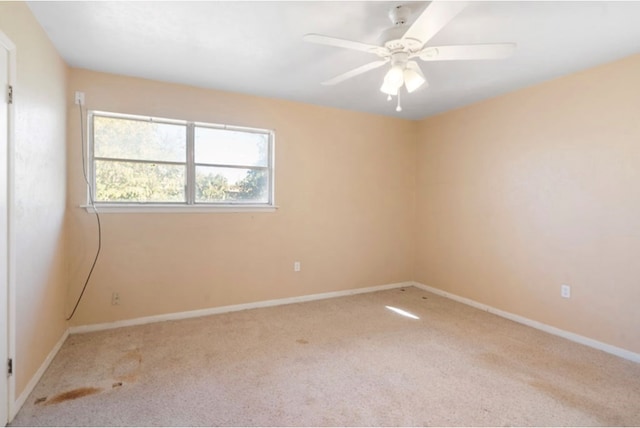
[[90, 112, 274, 207]]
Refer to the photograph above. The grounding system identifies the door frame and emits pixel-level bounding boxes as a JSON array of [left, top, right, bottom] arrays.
[[0, 29, 16, 424]]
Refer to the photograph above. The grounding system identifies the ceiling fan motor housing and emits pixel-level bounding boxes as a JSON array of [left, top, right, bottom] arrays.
[[390, 52, 409, 68], [380, 5, 425, 53]]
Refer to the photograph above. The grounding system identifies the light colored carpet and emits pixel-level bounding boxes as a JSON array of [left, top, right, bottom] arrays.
[[11, 287, 640, 426]]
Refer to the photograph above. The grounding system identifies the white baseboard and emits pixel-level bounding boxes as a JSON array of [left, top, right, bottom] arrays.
[[70, 281, 413, 335], [413, 282, 640, 364], [11, 328, 69, 420]]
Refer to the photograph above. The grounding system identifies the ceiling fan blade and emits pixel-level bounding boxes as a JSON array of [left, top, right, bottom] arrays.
[[402, 1, 469, 47], [322, 59, 389, 86], [304, 33, 388, 56], [417, 43, 516, 61]]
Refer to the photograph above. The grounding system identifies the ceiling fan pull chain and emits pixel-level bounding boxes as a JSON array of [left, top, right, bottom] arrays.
[[396, 90, 402, 112]]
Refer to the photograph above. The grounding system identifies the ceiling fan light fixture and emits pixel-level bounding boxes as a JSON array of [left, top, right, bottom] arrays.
[[380, 80, 399, 96], [404, 62, 426, 93], [383, 65, 405, 88]]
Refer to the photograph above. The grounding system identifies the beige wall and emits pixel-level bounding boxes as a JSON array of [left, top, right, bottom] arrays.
[[416, 54, 640, 354], [0, 2, 69, 397], [66, 69, 417, 326]]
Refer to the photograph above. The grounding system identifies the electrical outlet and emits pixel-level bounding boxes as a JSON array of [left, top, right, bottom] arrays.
[[111, 292, 120, 305], [294, 261, 301, 272], [561, 284, 571, 299], [74, 91, 85, 105]]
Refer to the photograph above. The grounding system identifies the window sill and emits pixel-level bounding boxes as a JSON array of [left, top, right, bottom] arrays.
[[80, 204, 279, 214]]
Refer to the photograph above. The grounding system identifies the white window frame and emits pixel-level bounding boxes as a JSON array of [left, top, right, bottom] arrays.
[[86, 111, 276, 213]]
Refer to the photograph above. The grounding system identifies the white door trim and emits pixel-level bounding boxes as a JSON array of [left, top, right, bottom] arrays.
[[0, 29, 16, 424]]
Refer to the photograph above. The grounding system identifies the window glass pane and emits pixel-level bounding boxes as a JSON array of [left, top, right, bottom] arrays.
[[95, 160, 185, 203], [195, 166, 269, 203], [94, 116, 186, 162], [195, 127, 268, 167]]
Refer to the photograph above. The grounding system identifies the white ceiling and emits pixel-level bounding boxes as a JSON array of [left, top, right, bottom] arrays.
[[27, 1, 640, 120]]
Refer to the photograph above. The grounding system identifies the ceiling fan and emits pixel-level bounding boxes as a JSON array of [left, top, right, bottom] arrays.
[[303, 1, 516, 112]]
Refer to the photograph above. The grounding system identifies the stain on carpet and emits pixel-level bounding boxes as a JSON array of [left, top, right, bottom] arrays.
[[296, 339, 309, 345], [113, 349, 142, 383], [44, 387, 102, 405]]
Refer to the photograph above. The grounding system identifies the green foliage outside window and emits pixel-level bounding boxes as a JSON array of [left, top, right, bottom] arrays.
[[92, 114, 270, 204]]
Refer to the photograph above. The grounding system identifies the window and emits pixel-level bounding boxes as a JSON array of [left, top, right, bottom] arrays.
[[89, 111, 274, 210]]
